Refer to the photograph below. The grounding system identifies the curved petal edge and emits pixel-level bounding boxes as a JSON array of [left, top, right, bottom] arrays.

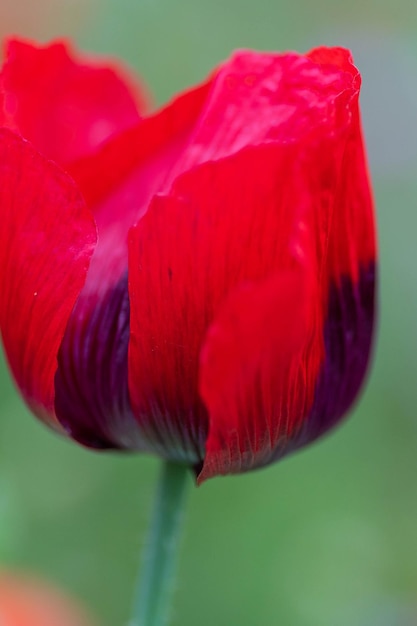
[[0, 129, 97, 426]]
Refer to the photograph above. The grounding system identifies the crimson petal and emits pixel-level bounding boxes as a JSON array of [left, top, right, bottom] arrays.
[[128, 145, 324, 469], [0, 129, 96, 427], [0, 38, 145, 165], [128, 49, 376, 479], [281, 263, 375, 456], [53, 80, 212, 449]]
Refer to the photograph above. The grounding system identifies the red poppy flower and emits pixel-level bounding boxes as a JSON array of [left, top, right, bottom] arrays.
[[0, 40, 376, 482]]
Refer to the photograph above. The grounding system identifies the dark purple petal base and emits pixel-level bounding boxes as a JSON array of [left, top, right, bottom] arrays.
[[54, 274, 140, 449], [268, 262, 376, 464]]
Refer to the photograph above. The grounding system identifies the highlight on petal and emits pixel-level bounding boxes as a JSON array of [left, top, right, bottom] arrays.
[[0, 38, 145, 164], [0, 129, 97, 427]]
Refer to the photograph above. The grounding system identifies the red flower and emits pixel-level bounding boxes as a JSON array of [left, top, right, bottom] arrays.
[[0, 40, 376, 482]]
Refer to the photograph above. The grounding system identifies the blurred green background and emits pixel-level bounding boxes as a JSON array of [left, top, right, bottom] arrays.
[[1, 0, 417, 624]]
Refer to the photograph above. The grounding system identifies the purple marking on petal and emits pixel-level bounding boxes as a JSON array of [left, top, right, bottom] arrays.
[[305, 262, 376, 440], [266, 262, 376, 464], [54, 273, 203, 460], [54, 273, 145, 450], [54, 258, 375, 465]]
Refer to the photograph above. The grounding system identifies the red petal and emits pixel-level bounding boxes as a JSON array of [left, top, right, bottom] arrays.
[[65, 46, 361, 295], [0, 38, 145, 164], [307, 46, 375, 276], [52, 81, 213, 448], [64, 79, 212, 294], [166, 49, 357, 170], [0, 130, 97, 426], [127, 49, 374, 476], [128, 144, 324, 465], [198, 269, 319, 482], [307, 46, 359, 81]]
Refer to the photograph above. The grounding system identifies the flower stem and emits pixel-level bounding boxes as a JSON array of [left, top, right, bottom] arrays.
[[131, 461, 190, 626]]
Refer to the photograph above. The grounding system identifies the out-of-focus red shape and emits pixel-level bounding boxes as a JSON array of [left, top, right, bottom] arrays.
[[0, 39, 145, 164], [0, 571, 96, 626]]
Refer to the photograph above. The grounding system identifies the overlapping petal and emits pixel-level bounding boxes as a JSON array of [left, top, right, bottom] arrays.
[[53, 80, 213, 448], [0, 38, 145, 165], [127, 145, 320, 474], [127, 48, 376, 479], [0, 130, 97, 426]]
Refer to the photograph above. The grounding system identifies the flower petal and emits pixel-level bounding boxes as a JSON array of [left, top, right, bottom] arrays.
[[0, 38, 145, 164], [54, 273, 141, 448], [199, 264, 375, 482], [280, 262, 375, 459], [199, 59, 376, 480], [128, 48, 375, 477], [128, 144, 324, 465], [307, 46, 360, 78], [198, 269, 320, 482], [0, 129, 97, 427], [53, 80, 212, 449]]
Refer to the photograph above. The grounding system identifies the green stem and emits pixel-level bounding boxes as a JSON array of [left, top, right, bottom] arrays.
[[131, 461, 190, 626]]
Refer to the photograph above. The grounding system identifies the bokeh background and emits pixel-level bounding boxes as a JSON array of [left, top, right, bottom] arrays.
[[1, 1, 417, 625]]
